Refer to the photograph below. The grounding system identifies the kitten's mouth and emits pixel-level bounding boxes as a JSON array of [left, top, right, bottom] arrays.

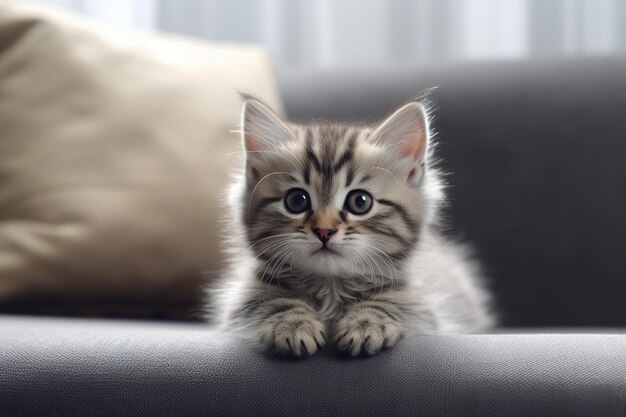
[[313, 245, 340, 257]]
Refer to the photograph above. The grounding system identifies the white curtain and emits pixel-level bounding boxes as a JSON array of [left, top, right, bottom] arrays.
[[31, 0, 626, 69]]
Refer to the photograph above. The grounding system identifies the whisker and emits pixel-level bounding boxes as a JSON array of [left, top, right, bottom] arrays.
[[366, 166, 397, 179], [249, 171, 291, 207], [363, 246, 397, 294], [248, 233, 294, 250], [361, 246, 388, 294], [255, 241, 295, 301]]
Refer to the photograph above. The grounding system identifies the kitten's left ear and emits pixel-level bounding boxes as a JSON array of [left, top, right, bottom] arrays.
[[371, 101, 430, 183]]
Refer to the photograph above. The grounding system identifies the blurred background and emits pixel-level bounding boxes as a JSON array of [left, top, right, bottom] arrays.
[[5, 0, 626, 327], [31, 0, 626, 70]]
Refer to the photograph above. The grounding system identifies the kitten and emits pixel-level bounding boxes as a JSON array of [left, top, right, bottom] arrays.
[[212, 95, 494, 357]]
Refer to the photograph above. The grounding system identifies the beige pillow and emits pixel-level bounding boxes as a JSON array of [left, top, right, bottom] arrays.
[[0, 2, 282, 316]]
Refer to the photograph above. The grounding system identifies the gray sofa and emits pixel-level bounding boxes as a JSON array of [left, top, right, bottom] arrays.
[[2, 57, 626, 416]]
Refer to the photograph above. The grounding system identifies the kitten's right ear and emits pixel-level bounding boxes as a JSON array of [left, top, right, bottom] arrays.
[[241, 97, 291, 154], [240, 97, 292, 182]]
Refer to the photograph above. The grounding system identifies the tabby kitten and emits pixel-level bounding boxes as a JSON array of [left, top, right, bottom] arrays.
[[214, 96, 493, 357]]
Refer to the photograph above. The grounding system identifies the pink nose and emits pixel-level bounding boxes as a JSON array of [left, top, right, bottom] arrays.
[[314, 228, 337, 243]]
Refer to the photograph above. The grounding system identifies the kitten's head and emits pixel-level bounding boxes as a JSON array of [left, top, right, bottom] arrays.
[[235, 96, 443, 278]]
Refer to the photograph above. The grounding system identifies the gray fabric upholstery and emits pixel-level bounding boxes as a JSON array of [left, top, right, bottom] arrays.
[[2, 316, 626, 417], [280, 57, 626, 327]]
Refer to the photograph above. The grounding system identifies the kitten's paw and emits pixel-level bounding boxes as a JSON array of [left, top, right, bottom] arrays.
[[260, 314, 326, 358], [334, 306, 402, 357]]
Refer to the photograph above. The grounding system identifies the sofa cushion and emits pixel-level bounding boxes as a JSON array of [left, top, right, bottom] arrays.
[[0, 2, 282, 316]]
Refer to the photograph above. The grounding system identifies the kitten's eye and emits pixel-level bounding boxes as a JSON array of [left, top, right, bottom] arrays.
[[284, 188, 310, 214], [345, 190, 373, 215]]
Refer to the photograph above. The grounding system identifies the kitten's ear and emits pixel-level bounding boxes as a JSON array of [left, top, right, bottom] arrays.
[[371, 101, 429, 183], [241, 97, 292, 154], [240, 97, 292, 182]]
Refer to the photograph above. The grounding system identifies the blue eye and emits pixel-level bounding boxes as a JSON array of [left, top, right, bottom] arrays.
[[345, 190, 373, 215], [284, 188, 310, 214]]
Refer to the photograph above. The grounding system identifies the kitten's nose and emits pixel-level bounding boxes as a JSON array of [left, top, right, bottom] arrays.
[[314, 228, 337, 243]]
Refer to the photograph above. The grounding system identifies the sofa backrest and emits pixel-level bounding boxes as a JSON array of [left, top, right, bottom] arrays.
[[280, 57, 626, 327]]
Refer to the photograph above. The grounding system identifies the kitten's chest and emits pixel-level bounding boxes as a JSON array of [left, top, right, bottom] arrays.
[[300, 277, 365, 321]]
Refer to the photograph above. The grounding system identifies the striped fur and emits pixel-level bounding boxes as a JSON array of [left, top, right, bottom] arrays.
[[210, 97, 494, 357]]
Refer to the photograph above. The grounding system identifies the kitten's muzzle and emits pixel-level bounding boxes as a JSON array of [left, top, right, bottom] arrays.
[[314, 228, 337, 243]]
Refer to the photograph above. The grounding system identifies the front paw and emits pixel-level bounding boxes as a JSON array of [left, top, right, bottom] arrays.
[[334, 306, 402, 356], [260, 312, 326, 358]]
